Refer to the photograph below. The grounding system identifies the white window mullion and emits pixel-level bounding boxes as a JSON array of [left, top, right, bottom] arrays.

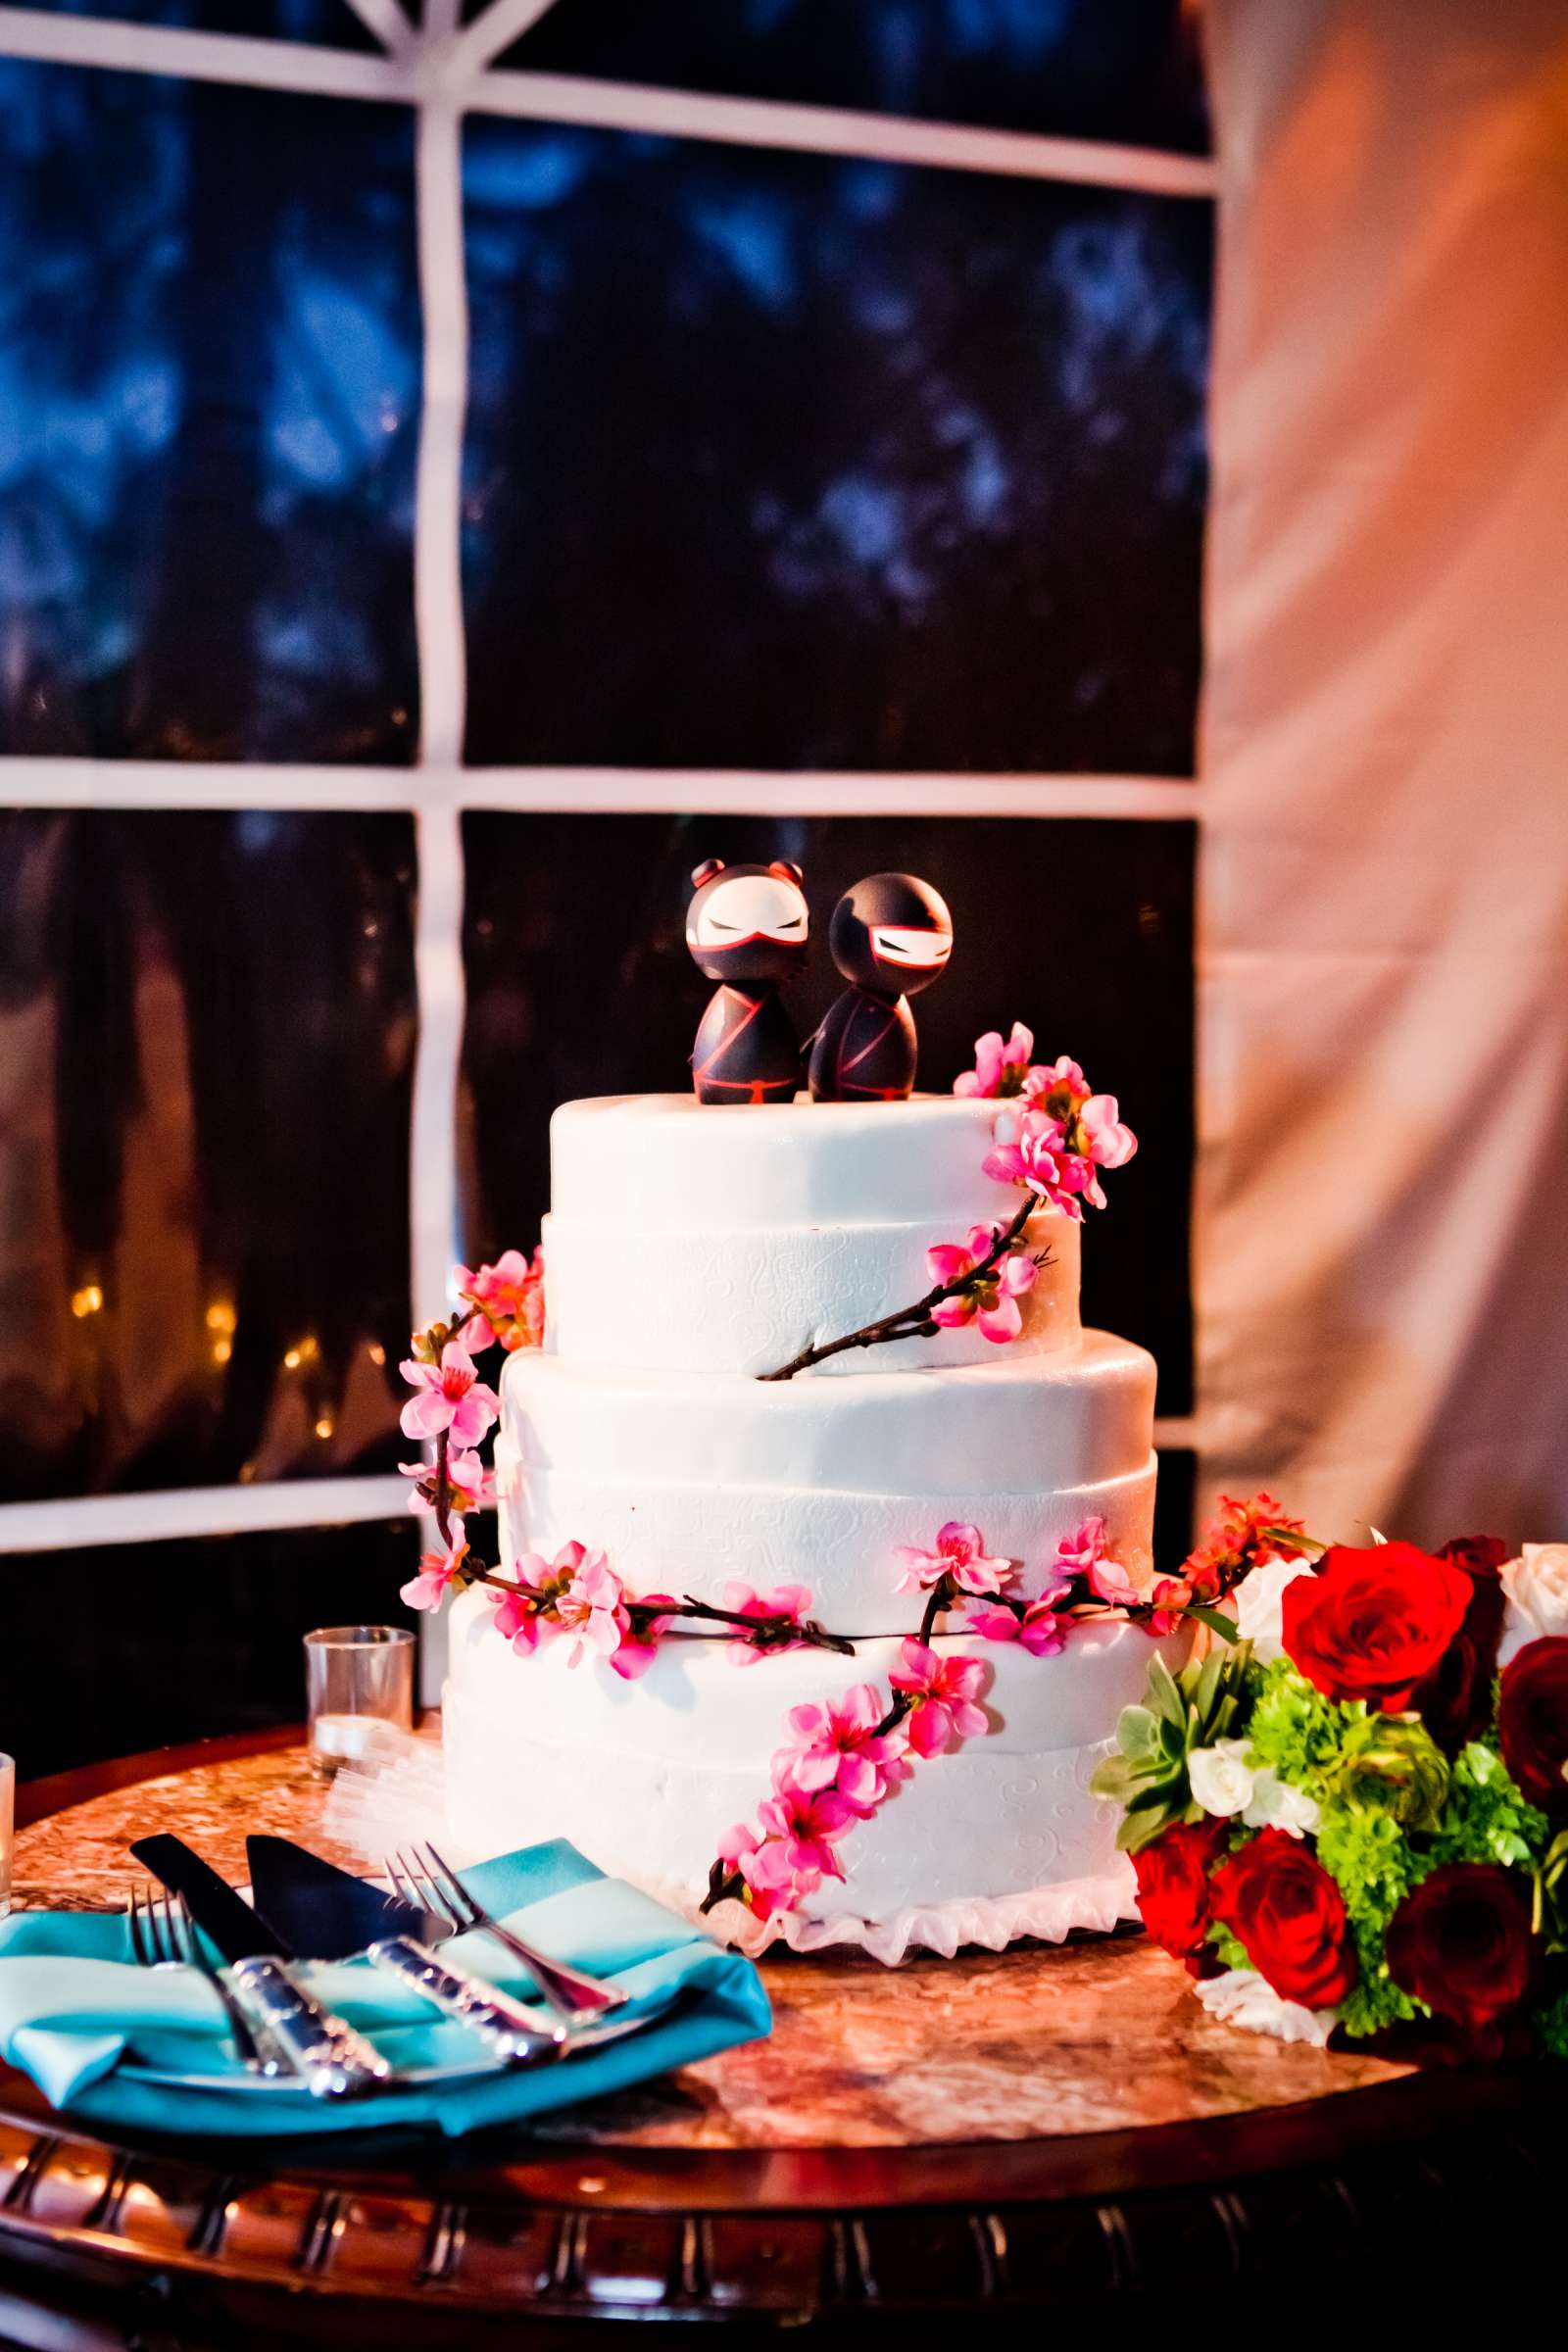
[[0, 5, 413, 99], [464, 70, 1217, 198], [339, 0, 415, 60], [0, 1476, 409, 1554]]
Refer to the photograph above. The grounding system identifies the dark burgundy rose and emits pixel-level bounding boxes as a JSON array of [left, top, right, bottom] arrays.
[[1497, 1638, 1568, 1814], [1408, 1535, 1507, 1747], [1281, 1544, 1471, 1712], [1386, 1863, 1536, 2033], [1209, 1829, 1358, 2009], [1132, 1818, 1230, 1977], [1436, 1535, 1508, 1578]]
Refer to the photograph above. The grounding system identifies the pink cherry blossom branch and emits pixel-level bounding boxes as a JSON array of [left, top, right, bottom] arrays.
[[757, 1192, 1045, 1382]]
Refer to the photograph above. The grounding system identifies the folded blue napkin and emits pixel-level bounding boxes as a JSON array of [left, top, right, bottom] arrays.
[[0, 1841, 770, 2139]]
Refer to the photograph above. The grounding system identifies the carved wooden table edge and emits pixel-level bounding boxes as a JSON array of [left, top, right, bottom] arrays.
[[3, 1737, 1564, 2342]]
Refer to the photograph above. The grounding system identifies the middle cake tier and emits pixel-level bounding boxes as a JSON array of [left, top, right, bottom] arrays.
[[497, 1332, 1158, 1635]]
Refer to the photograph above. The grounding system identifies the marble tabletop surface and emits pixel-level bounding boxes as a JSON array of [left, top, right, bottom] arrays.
[[11, 1736, 1414, 2150]]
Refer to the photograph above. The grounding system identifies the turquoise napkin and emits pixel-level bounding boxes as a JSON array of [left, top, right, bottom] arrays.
[[0, 1842, 770, 2139]]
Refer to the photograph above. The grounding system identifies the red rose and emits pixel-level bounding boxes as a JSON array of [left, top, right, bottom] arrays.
[[1497, 1638, 1568, 1814], [1209, 1829, 1358, 2009], [1132, 1818, 1229, 1975], [1408, 1535, 1506, 1747], [1280, 1542, 1472, 1712], [1386, 1863, 1535, 2033], [1436, 1534, 1508, 1578]]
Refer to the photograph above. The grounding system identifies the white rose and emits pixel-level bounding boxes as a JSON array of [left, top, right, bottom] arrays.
[[1498, 1544, 1568, 1668], [1188, 1737, 1255, 1817], [1231, 1555, 1317, 1663], [1194, 1968, 1338, 2047], [1242, 1766, 1320, 1838]]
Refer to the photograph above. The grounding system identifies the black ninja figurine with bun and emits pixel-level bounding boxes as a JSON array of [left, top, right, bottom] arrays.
[[686, 858, 810, 1104], [808, 871, 953, 1102]]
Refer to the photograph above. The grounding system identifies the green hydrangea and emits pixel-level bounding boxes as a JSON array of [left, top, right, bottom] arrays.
[[1427, 1741, 1550, 1872], [1313, 1805, 1422, 2037], [1246, 1658, 1358, 1798]]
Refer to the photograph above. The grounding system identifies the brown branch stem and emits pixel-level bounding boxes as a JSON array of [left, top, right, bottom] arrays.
[[757, 1193, 1045, 1382]]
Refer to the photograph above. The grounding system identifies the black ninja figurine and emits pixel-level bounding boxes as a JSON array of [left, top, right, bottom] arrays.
[[686, 858, 810, 1104], [808, 872, 953, 1102]]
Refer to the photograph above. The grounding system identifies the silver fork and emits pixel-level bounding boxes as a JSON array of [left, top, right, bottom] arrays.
[[126, 1884, 282, 2077], [387, 1844, 624, 2022]]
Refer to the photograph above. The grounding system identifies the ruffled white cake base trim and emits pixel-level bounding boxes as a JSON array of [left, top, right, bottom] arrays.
[[318, 1726, 1139, 1967], [662, 1856, 1140, 1965]]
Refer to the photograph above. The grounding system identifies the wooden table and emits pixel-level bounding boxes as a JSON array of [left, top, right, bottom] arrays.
[[1, 1733, 1563, 2345]]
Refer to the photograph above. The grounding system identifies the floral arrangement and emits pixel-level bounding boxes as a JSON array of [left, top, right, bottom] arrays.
[[1096, 1531, 1568, 2059]]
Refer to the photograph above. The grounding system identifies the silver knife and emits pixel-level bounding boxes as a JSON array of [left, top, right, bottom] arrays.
[[246, 1837, 566, 2068], [130, 1835, 393, 2100]]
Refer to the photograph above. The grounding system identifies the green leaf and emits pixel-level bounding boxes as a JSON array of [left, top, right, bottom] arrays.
[[1146, 1650, 1184, 1725], [1089, 1757, 1141, 1803], [1185, 1604, 1240, 1642], [1115, 1705, 1160, 1761]]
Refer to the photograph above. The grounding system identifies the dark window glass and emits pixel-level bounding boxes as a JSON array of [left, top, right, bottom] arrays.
[[0, 810, 417, 1501], [12, 2, 380, 52], [479, 0, 1209, 155], [463, 123, 1209, 774], [1152, 1446, 1196, 1570], [0, 58, 419, 760], [461, 811, 1194, 1402], [1, 1517, 419, 1781]]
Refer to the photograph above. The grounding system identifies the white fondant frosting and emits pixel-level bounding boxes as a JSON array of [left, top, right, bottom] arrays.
[[549, 1092, 1027, 1229], [442, 1087, 1169, 1956], [502, 1331, 1155, 1504], [443, 1603, 1182, 1930], [503, 1455, 1158, 1633], [542, 1205, 1078, 1376]]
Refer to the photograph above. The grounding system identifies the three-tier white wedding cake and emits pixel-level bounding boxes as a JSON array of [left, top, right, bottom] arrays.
[[442, 1092, 1181, 1960]]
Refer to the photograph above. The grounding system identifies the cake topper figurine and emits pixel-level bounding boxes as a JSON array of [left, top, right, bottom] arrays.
[[686, 858, 810, 1104], [808, 871, 953, 1102]]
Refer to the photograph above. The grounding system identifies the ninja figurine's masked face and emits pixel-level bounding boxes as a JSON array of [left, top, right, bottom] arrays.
[[686, 859, 809, 984], [828, 872, 954, 997]]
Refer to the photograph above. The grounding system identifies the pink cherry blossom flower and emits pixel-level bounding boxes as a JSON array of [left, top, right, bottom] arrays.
[[894, 1521, 1014, 1598], [714, 1823, 808, 1921], [554, 1549, 629, 1667], [488, 1540, 584, 1653], [756, 1783, 855, 1881], [888, 1640, 991, 1757], [954, 1023, 1038, 1100], [1080, 1094, 1137, 1171], [966, 1581, 1073, 1657], [609, 1593, 679, 1682], [399, 1449, 495, 1518], [927, 1220, 1039, 1345], [1022, 1054, 1090, 1113], [982, 1107, 1080, 1215], [400, 1540, 469, 1613], [1054, 1516, 1142, 1609], [772, 1684, 907, 1814], [398, 1341, 501, 1447], [720, 1580, 815, 1664], [455, 1248, 546, 1353]]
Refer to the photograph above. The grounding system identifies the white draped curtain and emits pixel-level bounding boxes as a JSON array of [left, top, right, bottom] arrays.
[[1198, 0, 1568, 1545]]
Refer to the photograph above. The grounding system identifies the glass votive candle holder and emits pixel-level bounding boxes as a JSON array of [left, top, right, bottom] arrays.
[[0, 1754, 12, 1919], [304, 1626, 415, 1778]]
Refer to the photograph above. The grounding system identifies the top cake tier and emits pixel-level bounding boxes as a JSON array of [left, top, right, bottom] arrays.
[[543, 1093, 1079, 1378]]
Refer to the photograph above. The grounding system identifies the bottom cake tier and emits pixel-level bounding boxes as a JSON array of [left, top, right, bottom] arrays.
[[442, 1587, 1188, 1961]]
